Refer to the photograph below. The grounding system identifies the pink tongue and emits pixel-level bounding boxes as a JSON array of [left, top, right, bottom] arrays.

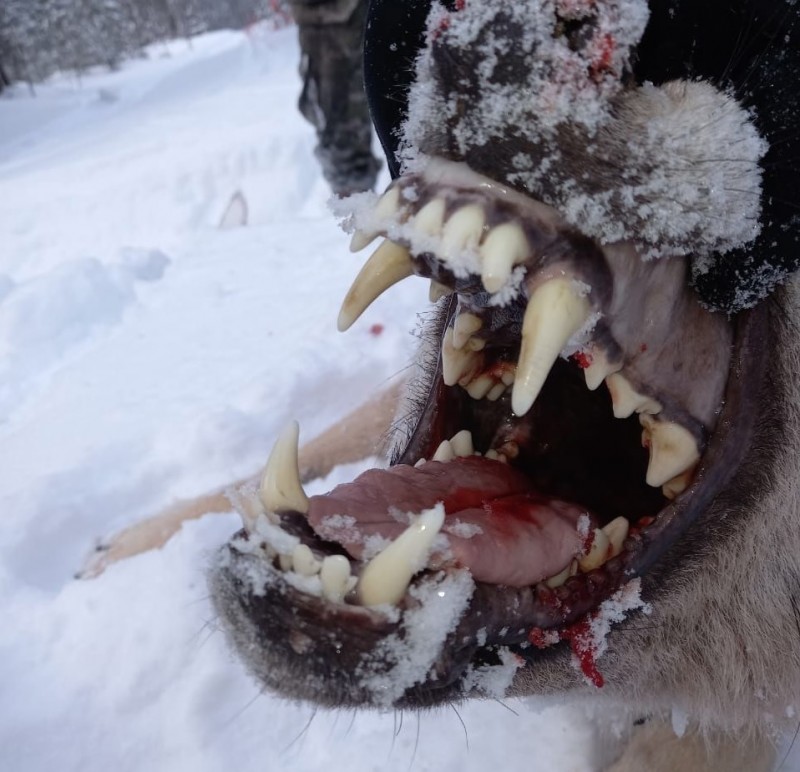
[[307, 457, 589, 587]]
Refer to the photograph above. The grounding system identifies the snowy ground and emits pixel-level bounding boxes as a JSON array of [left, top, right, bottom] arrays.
[[2, 25, 796, 772], [0, 26, 605, 772]]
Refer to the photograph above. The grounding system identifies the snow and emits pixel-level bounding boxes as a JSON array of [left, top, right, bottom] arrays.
[[0, 25, 604, 772]]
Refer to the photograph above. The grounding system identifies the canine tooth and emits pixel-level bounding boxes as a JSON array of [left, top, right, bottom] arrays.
[[337, 240, 415, 332], [487, 383, 507, 402], [320, 555, 352, 603], [579, 527, 611, 572], [358, 506, 445, 606], [375, 186, 401, 219], [479, 222, 530, 294], [512, 279, 591, 417], [429, 280, 452, 302], [606, 374, 661, 419], [450, 429, 474, 457], [432, 439, 456, 462], [662, 469, 695, 500], [414, 197, 446, 235], [466, 374, 495, 400], [259, 422, 309, 515], [292, 544, 321, 576], [641, 416, 701, 488], [350, 229, 377, 252], [440, 205, 485, 257], [602, 517, 630, 558], [442, 328, 480, 385], [584, 353, 620, 391], [279, 554, 293, 572], [453, 313, 482, 350]]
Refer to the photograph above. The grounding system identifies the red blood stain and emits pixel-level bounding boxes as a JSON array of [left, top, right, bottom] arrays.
[[455, 0, 466, 9], [572, 351, 593, 369], [640, 343, 648, 353], [528, 617, 605, 688], [369, 323, 384, 336], [590, 33, 616, 79]]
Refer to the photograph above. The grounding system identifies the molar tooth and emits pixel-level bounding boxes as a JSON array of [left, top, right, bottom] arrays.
[[337, 240, 415, 332], [449, 429, 474, 457], [512, 279, 591, 417], [584, 352, 621, 391], [466, 374, 495, 400], [279, 554, 293, 572], [602, 517, 630, 558], [432, 439, 456, 462], [320, 555, 352, 603], [640, 416, 701, 488], [606, 374, 662, 419], [414, 197, 446, 236], [442, 328, 481, 386], [662, 468, 695, 500], [358, 506, 445, 606], [479, 222, 530, 294], [350, 229, 377, 253], [452, 313, 482, 350], [440, 205, 485, 258], [292, 544, 321, 576], [487, 383, 507, 402], [578, 527, 611, 572], [259, 422, 309, 515], [429, 280, 452, 303], [545, 560, 578, 589]]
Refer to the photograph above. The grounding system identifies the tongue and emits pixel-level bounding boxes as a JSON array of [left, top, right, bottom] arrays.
[[307, 457, 590, 587]]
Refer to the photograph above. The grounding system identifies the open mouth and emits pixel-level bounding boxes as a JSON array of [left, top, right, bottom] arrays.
[[210, 158, 769, 708]]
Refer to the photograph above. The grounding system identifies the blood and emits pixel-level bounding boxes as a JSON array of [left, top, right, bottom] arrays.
[[640, 343, 648, 353], [590, 33, 616, 79], [369, 323, 384, 336], [528, 617, 605, 688], [572, 351, 593, 369]]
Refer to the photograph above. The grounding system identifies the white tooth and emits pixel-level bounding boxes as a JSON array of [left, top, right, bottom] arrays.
[[512, 278, 591, 417], [584, 352, 621, 391], [432, 439, 456, 462], [279, 554, 293, 572], [452, 313, 482, 350], [414, 458, 427, 468], [466, 374, 495, 400], [440, 205, 485, 258], [442, 328, 481, 386], [479, 222, 530, 294], [292, 544, 321, 576], [320, 555, 352, 603], [601, 517, 629, 558], [468, 337, 486, 352], [229, 485, 270, 531], [429, 280, 452, 303], [662, 469, 695, 500], [259, 422, 309, 515], [350, 229, 377, 253], [485, 449, 501, 461], [450, 429, 474, 457], [606, 374, 662, 419], [375, 186, 401, 220], [487, 383, 507, 402], [414, 197, 446, 235], [500, 367, 516, 386], [640, 416, 701, 488], [358, 506, 445, 606], [337, 240, 415, 332], [545, 562, 574, 589], [578, 527, 611, 572]]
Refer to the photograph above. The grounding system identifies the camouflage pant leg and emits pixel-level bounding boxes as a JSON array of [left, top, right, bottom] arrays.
[[295, 2, 380, 195]]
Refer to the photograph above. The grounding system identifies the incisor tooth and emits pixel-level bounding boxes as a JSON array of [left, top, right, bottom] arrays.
[[337, 240, 415, 332], [578, 527, 611, 572], [358, 506, 445, 606], [429, 280, 452, 303], [414, 197, 446, 235], [450, 429, 474, 457], [466, 374, 495, 400], [479, 222, 530, 294], [442, 328, 481, 386], [453, 313, 482, 350], [606, 373, 662, 419], [259, 422, 309, 515], [440, 205, 485, 257], [602, 517, 630, 558], [512, 279, 591, 417], [641, 416, 701, 488], [350, 229, 377, 252], [432, 439, 456, 462], [320, 555, 352, 602], [292, 544, 321, 576], [487, 382, 506, 402]]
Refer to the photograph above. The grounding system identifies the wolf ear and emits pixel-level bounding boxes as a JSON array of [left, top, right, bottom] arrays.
[[364, 0, 432, 177]]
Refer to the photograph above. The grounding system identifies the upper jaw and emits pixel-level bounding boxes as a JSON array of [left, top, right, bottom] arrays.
[[209, 159, 771, 708]]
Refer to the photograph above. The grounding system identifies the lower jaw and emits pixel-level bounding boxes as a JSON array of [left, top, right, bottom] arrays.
[[209, 300, 769, 708]]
